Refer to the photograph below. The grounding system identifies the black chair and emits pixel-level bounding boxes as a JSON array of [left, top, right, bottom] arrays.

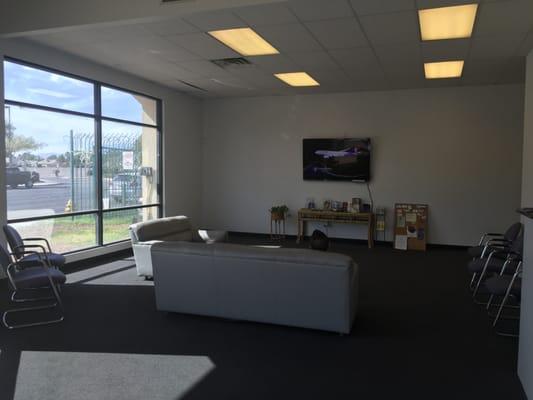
[[484, 261, 522, 337], [468, 222, 522, 259], [0, 243, 66, 329], [469, 230, 523, 302], [3, 224, 66, 269], [310, 230, 329, 251]]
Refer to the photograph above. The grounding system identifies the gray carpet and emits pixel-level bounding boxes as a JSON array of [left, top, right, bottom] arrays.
[[14, 352, 214, 400]]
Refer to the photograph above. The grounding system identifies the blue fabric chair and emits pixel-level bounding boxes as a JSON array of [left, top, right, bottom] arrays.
[[0, 243, 65, 329], [3, 225, 66, 268]]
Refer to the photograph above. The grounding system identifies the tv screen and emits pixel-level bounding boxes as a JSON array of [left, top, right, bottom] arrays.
[[303, 138, 371, 182]]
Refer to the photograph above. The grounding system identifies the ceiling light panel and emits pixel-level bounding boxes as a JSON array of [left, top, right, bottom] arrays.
[[419, 4, 478, 41], [208, 28, 279, 56], [274, 72, 320, 87], [424, 60, 464, 79]]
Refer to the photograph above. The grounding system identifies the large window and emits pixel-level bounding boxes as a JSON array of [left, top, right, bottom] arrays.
[[3, 59, 162, 254]]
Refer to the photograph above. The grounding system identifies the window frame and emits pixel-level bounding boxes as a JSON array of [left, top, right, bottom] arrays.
[[3, 57, 163, 253]]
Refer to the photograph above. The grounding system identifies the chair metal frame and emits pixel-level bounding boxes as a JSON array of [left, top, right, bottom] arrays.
[[2, 244, 64, 329], [489, 261, 523, 337]]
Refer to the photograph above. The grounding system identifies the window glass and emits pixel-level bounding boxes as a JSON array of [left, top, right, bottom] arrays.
[[103, 207, 158, 244], [3, 60, 94, 114], [101, 86, 157, 125], [102, 121, 159, 209], [11, 214, 97, 253], [5, 105, 97, 220]]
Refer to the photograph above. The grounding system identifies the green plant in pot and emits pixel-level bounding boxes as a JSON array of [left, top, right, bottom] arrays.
[[270, 205, 289, 220]]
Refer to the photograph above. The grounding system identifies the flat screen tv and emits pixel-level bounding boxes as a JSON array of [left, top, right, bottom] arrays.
[[303, 138, 371, 182]]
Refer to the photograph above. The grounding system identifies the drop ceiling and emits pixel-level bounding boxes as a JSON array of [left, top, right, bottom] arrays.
[[23, 0, 533, 98]]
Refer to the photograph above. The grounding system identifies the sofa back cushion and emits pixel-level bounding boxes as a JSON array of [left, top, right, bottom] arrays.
[[130, 216, 193, 242], [152, 241, 353, 268]]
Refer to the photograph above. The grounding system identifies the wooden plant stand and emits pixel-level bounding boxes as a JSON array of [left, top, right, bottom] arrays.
[[270, 212, 286, 240]]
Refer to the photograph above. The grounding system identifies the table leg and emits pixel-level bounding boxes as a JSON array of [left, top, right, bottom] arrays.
[[297, 218, 302, 243], [368, 215, 374, 249]]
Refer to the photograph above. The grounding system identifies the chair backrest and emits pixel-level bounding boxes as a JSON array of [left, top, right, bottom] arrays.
[[0, 243, 13, 275], [510, 229, 524, 257], [504, 222, 523, 242], [3, 225, 24, 259]]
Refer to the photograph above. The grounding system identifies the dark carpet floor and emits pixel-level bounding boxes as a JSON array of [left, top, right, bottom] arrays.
[[0, 234, 526, 399]]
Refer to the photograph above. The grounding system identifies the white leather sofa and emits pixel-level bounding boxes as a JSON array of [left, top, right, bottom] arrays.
[[129, 216, 227, 278], [151, 241, 358, 333]]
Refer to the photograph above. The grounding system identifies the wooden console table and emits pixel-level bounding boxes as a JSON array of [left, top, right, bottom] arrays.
[[296, 209, 375, 248]]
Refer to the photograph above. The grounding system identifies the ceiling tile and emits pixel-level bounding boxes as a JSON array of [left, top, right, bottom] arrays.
[[374, 43, 423, 80], [246, 54, 300, 72], [234, 3, 299, 26], [184, 11, 246, 31], [470, 34, 525, 59], [350, 0, 414, 16], [421, 38, 470, 61], [288, 0, 354, 21], [498, 56, 526, 84], [287, 51, 341, 69], [328, 47, 383, 74], [178, 60, 234, 78], [142, 18, 199, 36], [166, 32, 240, 59], [475, 0, 533, 35], [461, 58, 507, 85], [153, 44, 203, 63], [360, 11, 420, 45], [254, 23, 323, 53], [305, 18, 368, 49], [226, 66, 287, 89]]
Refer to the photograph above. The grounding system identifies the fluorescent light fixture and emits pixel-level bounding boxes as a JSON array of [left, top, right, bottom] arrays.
[[208, 28, 279, 56], [274, 72, 320, 87], [418, 4, 478, 41], [424, 60, 464, 79]]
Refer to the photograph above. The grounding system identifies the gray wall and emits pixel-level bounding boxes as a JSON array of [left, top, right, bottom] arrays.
[[202, 85, 524, 246], [519, 50, 533, 400], [0, 38, 203, 261]]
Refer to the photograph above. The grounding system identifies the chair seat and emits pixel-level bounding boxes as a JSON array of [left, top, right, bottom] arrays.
[[467, 245, 509, 259], [484, 276, 521, 299], [467, 257, 518, 274], [18, 252, 66, 268], [13, 267, 66, 289]]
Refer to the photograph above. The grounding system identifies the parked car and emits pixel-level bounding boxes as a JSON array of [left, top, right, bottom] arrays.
[[6, 167, 39, 189], [109, 174, 142, 204]]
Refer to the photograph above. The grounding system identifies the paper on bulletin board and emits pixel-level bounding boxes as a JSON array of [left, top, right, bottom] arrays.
[[396, 215, 406, 228], [406, 213, 417, 223], [394, 235, 408, 250], [407, 226, 417, 238]]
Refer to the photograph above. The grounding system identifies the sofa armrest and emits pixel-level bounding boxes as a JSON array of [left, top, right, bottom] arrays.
[[133, 240, 162, 277]]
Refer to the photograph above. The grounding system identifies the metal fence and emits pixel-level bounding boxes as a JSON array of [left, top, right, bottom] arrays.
[[71, 131, 142, 212]]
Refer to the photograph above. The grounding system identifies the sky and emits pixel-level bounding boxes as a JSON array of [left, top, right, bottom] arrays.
[[3, 60, 155, 157]]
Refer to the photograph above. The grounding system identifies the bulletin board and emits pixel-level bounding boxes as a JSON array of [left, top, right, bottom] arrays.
[[394, 203, 428, 251]]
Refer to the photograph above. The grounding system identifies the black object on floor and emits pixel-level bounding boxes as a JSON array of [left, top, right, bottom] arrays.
[[0, 235, 526, 400], [310, 229, 329, 251]]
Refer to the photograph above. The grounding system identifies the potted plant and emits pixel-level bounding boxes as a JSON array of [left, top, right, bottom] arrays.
[[270, 205, 289, 221]]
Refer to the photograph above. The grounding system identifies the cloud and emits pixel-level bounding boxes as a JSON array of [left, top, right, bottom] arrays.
[[27, 88, 76, 99]]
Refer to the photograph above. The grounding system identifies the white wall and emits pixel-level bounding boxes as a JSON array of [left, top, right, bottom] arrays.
[[202, 85, 524, 246], [0, 38, 203, 261], [519, 50, 533, 400]]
